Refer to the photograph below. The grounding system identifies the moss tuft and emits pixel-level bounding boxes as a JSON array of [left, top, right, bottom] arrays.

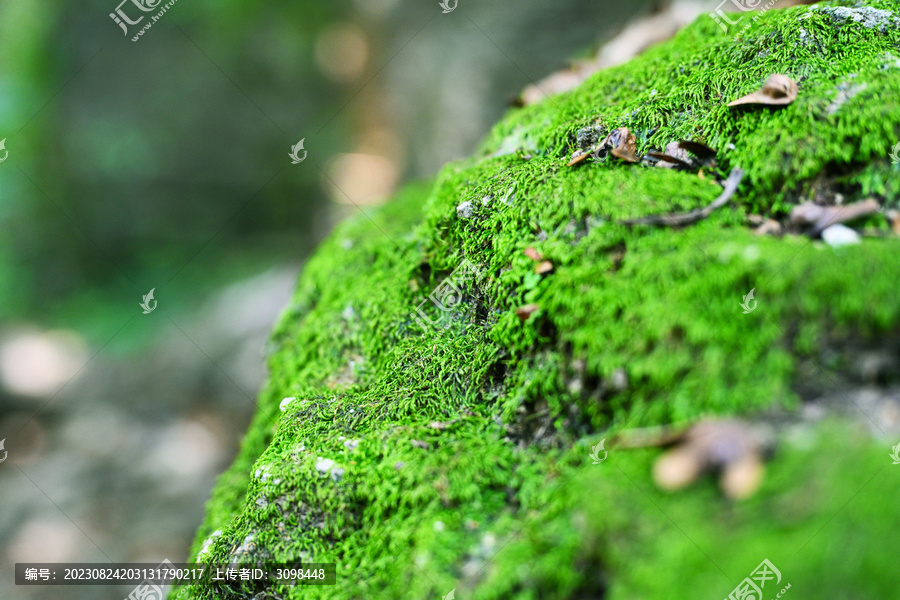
[[173, 2, 900, 598]]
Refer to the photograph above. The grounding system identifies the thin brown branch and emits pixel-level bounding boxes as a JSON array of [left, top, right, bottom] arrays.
[[620, 168, 745, 227]]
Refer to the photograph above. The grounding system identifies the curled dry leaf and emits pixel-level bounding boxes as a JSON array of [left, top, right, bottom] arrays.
[[534, 260, 554, 275], [647, 150, 693, 169], [887, 210, 900, 236], [727, 74, 798, 107], [746, 214, 766, 227], [607, 127, 639, 162], [752, 218, 783, 236], [719, 453, 765, 500], [611, 148, 641, 163], [524, 247, 543, 261], [516, 303, 540, 321], [677, 140, 717, 160], [569, 126, 639, 166], [650, 140, 716, 170], [651, 419, 770, 500], [567, 148, 593, 167]]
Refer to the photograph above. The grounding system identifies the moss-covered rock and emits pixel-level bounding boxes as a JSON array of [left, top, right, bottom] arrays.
[[173, 1, 900, 598]]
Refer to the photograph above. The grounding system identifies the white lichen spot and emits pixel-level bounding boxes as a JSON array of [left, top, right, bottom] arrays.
[[826, 79, 868, 115], [433, 520, 445, 532], [461, 558, 482, 579], [822, 224, 861, 248], [585, 217, 606, 232], [501, 186, 517, 205], [457, 201, 474, 219], [811, 5, 899, 30], [743, 245, 761, 261], [253, 464, 271, 482], [256, 496, 269, 509], [489, 125, 535, 158], [343, 439, 359, 451], [196, 529, 222, 559], [481, 532, 497, 552], [341, 305, 356, 320], [231, 532, 256, 558], [717, 243, 738, 264], [315, 455, 345, 482], [481, 195, 492, 206], [880, 53, 900, 70], [315, 457, 335, 473], [279, 397, 297, 412]]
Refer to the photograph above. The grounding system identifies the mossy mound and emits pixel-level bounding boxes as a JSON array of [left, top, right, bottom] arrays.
[[173, 2, 900, 598]]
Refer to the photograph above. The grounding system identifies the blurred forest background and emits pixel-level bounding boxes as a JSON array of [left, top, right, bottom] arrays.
[[0, 0, 710, 598]]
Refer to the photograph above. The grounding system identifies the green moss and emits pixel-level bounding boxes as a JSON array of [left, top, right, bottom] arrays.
[[173, 2, 900, 598]]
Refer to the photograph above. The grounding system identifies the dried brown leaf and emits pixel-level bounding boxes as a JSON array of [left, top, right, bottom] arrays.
[[534, 260, 554, 275], [651, 419, 768, 499], [611, 148, 641, 163], [647, 151, 693, 168], [567, 148, 592, 167], [889, 210, 900, 236], [677, 140, 717, 159], [607, 127, 638, 162], [752, 219, 783, 236], [727, 74, 798, 107], [516, 303, 540, 320], [524, 247, 543, 261], [746, 214, 766, 227]]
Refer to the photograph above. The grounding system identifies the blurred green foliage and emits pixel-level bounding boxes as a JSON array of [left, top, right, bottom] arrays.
[[0, 0, 351, 343], [0, 0, 648, 348]]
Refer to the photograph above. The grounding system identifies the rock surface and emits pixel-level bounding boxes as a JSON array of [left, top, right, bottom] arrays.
[[174, 2, 900, 598]]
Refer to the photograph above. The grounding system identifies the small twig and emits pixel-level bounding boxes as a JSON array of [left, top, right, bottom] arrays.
[[789, 198, 880, 236], [607, 424, 688, 449], [620, 168, 745, 227]]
